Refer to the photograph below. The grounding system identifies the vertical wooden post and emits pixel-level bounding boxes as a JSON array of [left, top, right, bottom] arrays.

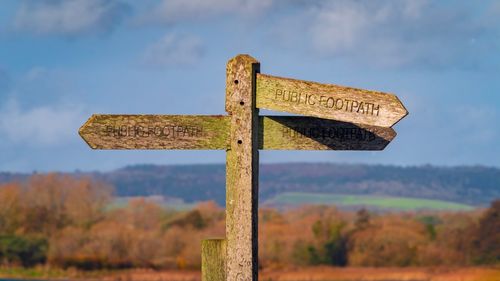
[[225, 54, 260, 281], [202, 239, 227, 281]]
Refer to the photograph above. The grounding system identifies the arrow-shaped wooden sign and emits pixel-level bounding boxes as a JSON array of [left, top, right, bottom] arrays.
[[79, 114, 395, 150], [256, 74, 408, 127], [260, 116, 395, 150], [79, 114, 229, 150]]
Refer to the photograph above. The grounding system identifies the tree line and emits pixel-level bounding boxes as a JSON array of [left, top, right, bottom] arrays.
[[0, 174, 498, 270]]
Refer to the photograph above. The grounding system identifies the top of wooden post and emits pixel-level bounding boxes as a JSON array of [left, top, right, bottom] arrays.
[[225, 54, 260, 114]]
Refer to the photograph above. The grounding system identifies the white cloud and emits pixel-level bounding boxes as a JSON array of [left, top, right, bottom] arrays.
[[271, 1, 500, 69], [141, 33, 204, 67], [147, 0, 274, 23], [5, 66, 75, 110], [310, 3, 373, 54], [13, 0, 130, 36], [132, 1, 500, 69], [0, 101, 85, 146], [306, 1, 416, 66]]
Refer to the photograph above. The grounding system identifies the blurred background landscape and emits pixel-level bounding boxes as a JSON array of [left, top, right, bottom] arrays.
[[1, 0, 500, 280], [0, 164, 498, 280]]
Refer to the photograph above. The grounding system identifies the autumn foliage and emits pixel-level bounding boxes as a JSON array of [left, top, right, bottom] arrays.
[[0, 174, 498, 270]]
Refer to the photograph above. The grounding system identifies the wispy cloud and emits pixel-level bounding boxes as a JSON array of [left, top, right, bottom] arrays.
[[137, 0, 500, 69], [5, 66, 75, 109], [0, 100, 85, 146], [0, 66, 85, 147], [278, 1, 499, 69], [141, 33, 204, 67], [13, 0, 131, 36]]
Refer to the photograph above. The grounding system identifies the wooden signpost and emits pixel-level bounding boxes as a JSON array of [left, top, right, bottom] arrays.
[[79, 54, 408, 281]]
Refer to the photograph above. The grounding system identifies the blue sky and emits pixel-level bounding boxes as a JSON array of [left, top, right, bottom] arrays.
[[0, 0, 499, 172]]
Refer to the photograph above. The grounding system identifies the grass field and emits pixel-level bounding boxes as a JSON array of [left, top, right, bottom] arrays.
[[109, 193, 475, 212], [264, 192, 474, 211]]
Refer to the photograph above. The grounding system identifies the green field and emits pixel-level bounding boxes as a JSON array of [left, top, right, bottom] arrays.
[[110, 193, 475, 212], [264, 192, 474, 211]]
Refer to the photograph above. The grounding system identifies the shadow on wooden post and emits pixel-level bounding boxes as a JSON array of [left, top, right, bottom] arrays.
[[202, 239, 227, 281]]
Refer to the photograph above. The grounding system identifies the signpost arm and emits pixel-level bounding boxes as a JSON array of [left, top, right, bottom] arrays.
[[225, 55, 260, 281]]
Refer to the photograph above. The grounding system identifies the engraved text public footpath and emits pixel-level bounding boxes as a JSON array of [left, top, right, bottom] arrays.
[[275, 89, 380, 116], [103, 125, 203, 138], [282, 126, 376, 142]]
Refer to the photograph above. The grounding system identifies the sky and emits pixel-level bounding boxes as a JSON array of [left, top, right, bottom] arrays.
[[0, 0, 499, 172]]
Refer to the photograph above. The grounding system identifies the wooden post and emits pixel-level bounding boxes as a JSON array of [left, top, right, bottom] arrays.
[[225, 55, 260, 281], [202, 239, 227, 281]]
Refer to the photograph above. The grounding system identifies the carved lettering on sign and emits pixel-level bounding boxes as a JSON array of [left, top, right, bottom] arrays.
[[102, 125, 204, 138], [259, 116, 396, 151], [281, 126, 376, 142], [275, 88, 381, 117]]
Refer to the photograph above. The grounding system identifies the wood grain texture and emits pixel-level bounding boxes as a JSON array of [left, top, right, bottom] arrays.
[[260, 116, 396, 150], [202, 239, 226, 281], [79, 114, 396, 151], [256, 74, 408, 127], [79, 115, 229, 150], [225, 55, 260, 281]]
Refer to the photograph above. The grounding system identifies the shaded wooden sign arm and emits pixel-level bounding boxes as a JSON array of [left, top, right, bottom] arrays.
[[259, 116, 396, 151], [256, 73, 408, 127]]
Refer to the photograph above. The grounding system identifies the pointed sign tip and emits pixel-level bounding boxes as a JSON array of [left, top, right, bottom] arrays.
[[79, 115, 98, 149], [390, 96, 409, 128], [381, 129, 397, 150]]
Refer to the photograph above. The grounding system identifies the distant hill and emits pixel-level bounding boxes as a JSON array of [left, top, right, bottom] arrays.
[[1, 163, 498, 207]]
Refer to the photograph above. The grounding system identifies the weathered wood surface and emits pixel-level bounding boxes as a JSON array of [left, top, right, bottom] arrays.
[[225, 55, 259, 281], [202, 239, 226, 281], [256, 74, 408, 127], [260, 116, 396, 150], [79, 115, 229, 150], [79, 114, 395, 151]]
